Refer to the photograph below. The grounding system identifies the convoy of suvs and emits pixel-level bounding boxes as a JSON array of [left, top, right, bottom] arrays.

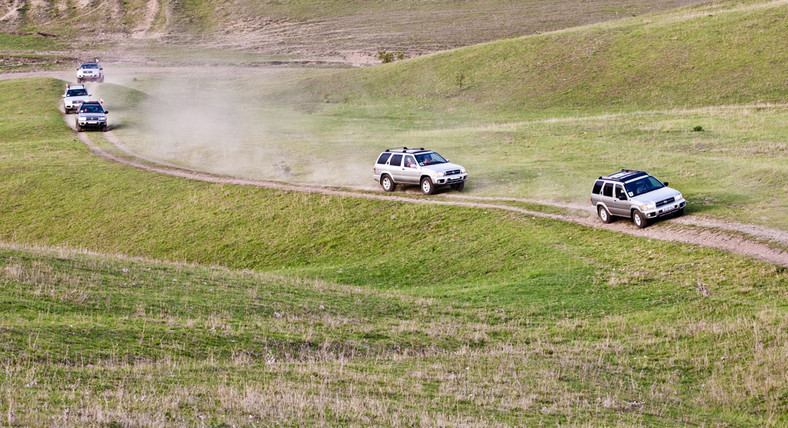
[[62, 60, 686, 228], [62, 61, 109, 132]]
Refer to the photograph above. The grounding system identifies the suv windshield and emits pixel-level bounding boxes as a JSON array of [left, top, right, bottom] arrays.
[[625, 175, 664, 197], [415, 152, 447, 166], [80, 105, 103, 113], [81, 63, 99, 69], [67, 89, 88, 97]]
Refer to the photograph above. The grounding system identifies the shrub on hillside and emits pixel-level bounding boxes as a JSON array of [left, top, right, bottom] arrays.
[[378, 50, 404, 63]]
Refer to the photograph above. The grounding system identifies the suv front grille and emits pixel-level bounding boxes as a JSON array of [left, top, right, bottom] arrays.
[[445, 169, 461, 176], [656, 197, 675, 208]]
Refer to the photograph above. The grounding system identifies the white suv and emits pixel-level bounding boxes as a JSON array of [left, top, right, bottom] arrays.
[[373, 148, 468, 194], [62, 84, 91, 113], [77, 62, 104, 83]]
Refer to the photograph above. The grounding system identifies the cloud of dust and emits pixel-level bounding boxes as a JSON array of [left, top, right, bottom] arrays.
[[90, 65, 378, 190]]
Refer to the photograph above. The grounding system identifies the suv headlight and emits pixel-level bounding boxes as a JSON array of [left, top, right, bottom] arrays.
[[460, 168, 466, 174], [436, 172, 445, 177], [640, 203, 656, 211], [675, 193, 683, 201]]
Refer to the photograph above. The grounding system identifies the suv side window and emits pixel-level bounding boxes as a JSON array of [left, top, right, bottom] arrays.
[[376, 153, 391, 164], [389, 154, 403, 167], [603, 182, 613, 197], [592, 180, 603, 194], [615, 184, 626, 199], [404, 156, 416, 168]]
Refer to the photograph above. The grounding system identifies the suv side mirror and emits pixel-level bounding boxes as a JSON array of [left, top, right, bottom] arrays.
[[663, 181, 669, 186]]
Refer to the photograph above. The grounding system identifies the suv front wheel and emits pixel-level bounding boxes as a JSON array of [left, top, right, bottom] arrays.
[[420, 177, 435, 195], [632, 210, 648, 228], [380, 175, 396, 192]]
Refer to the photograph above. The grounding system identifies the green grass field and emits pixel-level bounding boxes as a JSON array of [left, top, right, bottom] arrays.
[[0, 75, 787, 425]]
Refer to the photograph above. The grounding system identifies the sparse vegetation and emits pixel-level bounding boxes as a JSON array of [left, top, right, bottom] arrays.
[[0, 0, 706, 58], [377, 50, 405, 63], [455, 71, 465, 92], [0, 32, 63, 50]]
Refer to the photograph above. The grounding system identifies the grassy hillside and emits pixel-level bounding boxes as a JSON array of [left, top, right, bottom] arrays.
[[210, 0, 784, 228], [321, 0, 787, 113], [0, 0, 705, 56], [0, 75, 787, 425], [2, 242, 786, 425], [1, 1, 787, 424]]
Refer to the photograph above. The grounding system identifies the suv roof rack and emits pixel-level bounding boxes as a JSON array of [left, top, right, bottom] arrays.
[[599, 169, 647, 182], [384, 147, 427, 153]]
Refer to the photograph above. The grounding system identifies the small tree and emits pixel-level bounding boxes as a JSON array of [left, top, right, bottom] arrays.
[[455, 72, 465, 92]]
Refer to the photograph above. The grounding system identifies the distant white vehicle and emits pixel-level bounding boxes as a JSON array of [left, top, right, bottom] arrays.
[[62, 84, 91, 114], [77, 61, 104, 83]]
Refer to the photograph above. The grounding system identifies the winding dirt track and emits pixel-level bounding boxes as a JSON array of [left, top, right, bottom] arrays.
[[9, 69, 784, 266], [62, 115, 788, 267]]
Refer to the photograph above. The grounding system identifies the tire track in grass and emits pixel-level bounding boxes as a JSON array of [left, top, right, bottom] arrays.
[[444, 194, 788, 248], [62, 112, 788, 267]]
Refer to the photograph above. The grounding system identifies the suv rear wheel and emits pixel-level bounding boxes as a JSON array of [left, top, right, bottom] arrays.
[[380, 175, 396, 192], [420, 177, 435, 195], [597, 205, 613, 223], [632, 210, 648, 228]]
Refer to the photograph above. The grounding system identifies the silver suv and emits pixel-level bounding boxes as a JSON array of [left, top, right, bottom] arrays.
[[75, 101, 109, 132], [373, 148, 468, 194], [62, 84, 91, 113], [591, 169, 686, 228]]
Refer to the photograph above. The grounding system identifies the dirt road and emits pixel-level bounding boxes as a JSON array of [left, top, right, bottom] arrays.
[[6, 68, 784, 267], [63, 113, 788, 267]]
